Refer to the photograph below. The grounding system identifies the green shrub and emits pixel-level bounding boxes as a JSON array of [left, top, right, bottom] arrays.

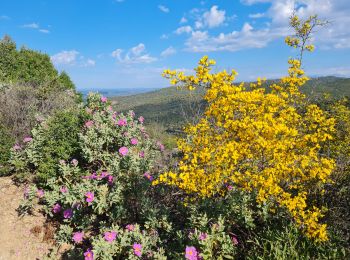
[[0, 121, 14, 176]]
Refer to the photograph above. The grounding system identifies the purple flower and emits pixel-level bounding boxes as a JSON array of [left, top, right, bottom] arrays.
[[23, 137, 33, 143], [104, 231, 117, 243], [13, 144, 21, 150], [85, 192, 94, 203], [138, 116, 144, 123], [52, 203, 62, 213], [118, 146, 129, 156], [101, 96, 108, 103], [84, 249, 94, 260], [133, 243, 142, 257], [36, 189, 44, 198], [107, 175, 114, 185], [232, 236, 239, 245], [117, 118, 127, 126], [60, 186, 68, 193], [72, 231, 84, 243], [143, 172, 153, 181], [227, 185, 233, 191], [139, 151, 145, 158], [130, 138, 138, 145], [185, 246, 199, 260], [126, 224, 134, 231], [71, 159, 78, 167], [85, 120, 94, 128], [100, 171, 109, 178], [199, 232, 207, 241], [130, 111, 135, 117], [63, 208, 73, 219]]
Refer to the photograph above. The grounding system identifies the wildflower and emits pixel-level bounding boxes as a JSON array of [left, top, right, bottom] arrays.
[[143, 172, 153, 181], [139, 151, 145, 158], [107, 175, 114, 185], [100, 171, 109, 178], [199, 232, 207, 241], [123, 131, 129, 137], [117, 118, 127, 126], [36, 189, 44, 198], [133, 243, 142, 257], [13, 144, 21, 150], [85, 120, 94, 128], [130, 138, 138, 145], [71, 159, 78, 167], [60, 186, 68, 193], [52, 203, 62, 213], [119, 146, 129, 156], [104, 231, 117, 243], [23, 137, 33, 143], [232, 236, 239, 245], [101, 96, 108, 103], [23, 186, 29, 199], [84, 249, 94, 260], [126, 224, 134, 231], [156, 141, 165, 152], [138, 116, 144, 123], [130, 111, 135, 117], [227, 185, 233, 191], [72, 231, 84, 243], [85, 192, 94, 203], [63, 208, 73, 219], [185, 246, 198, 260]]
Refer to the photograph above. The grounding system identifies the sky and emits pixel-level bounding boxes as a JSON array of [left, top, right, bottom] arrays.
[[0, 0, 349, 90]]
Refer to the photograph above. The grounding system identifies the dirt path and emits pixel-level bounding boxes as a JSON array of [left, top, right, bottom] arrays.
[[0, 177, 54, 260]]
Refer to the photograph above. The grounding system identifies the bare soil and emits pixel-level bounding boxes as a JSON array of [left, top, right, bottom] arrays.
[[0, 177, 54, 260]]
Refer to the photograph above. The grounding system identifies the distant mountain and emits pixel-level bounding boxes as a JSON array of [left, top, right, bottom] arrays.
[[79, 88, 159, 98], [111, 76, 350, 127]]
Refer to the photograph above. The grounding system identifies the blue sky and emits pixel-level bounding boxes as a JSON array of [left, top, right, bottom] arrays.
[[1, 0, 349, 90]]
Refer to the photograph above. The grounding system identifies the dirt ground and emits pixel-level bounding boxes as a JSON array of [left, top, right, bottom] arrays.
[[0, 176, 54, 260]]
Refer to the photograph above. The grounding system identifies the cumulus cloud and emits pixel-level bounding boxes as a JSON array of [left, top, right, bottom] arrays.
[[180, 17, 188, 24], [22, 22, 50, 33], [175, 25, 193, 35], [158, 5, 170, 13], [51, 50, 95, 67], [111, 43, 157, 64], [202, 5, 226, 28], [161, 46, 176, 57]]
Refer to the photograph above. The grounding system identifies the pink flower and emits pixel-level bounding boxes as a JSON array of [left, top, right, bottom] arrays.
[[130, 138, 138, 145], [185, 246, 199, 260], [118, 146, 129, 156], [85, 192, 94, 203], [117, 118, 127, 126], [126, 224, 134, 231], [100, 171, 109, 178], [72, 231, 84, 243], [130, 111, 135, 117], [13, 144, 21, 150], [84, 249, 94, 260], [52, 203, 61, 213], [139, 151, 145, 158], [63, 208, 73, 219], [138, 116, 144, 123], [23, 137, 33, 143], [36, 189, 44, 198], [232, 236, 239, 245], [143, 172, 153, 181], [108, 175, 114, 185], [101, 96, 108, 103], [60, 186, 68, 193], [104, 231, 117, 242], [157, 141, 165, 152], [133, 243, 142, 257], [85, 120, 94, 128], [199, 232, 207, 240]]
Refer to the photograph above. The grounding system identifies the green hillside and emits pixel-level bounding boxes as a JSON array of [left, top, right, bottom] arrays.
[[112, 76, 350, 127]]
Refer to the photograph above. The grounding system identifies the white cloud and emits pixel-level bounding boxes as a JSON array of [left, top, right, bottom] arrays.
[[161, 46, 176, 57], [175, 25, 193, 35], [180, 17, 188, 24], [22, 23, 39, 29], [158, 5, 170, 13], [39, 29, 50, 34], [84, 59, 96, 67], [160, 34, 169, 39], [111, 43, 157, 64], [51, 50, 79, 65], [249, 13, 265, 18], [202, 5, 226, 28]]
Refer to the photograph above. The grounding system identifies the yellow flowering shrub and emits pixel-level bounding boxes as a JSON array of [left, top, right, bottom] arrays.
[[155, 15, 335, 242]]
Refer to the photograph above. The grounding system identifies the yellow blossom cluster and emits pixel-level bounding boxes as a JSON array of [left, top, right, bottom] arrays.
[[156, 54, 335, 242]]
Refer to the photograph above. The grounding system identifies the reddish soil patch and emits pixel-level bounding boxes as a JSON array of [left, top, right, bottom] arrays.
[[0, 177, 54, 259]]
